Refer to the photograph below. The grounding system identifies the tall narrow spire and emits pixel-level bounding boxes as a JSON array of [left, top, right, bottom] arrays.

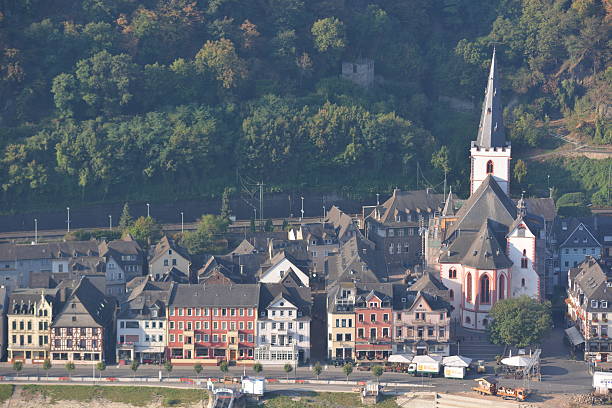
[[476, 48, 506, 148], [442, 186, 456, 217]]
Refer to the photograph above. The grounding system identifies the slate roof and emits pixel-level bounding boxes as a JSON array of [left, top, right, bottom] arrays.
[[52, 276, 116, 328], [522, 198, 556, 223], [568, 257, 612, 312], [0, 241, 99, 262], [326, 206, 358, 241], [150, 236, 191, 265], [371, 189, 444, 226], [392, 285, 451, 312], [198, 252, 268, 284], [554, 216, 603, 248], [8, 288, 60, 315], [408, 271, 448, 294], [442, 188, 457, 217], [119, 277, 173, 319], [258, 283, 312, 318], [169, 283, 260, 307], [326, 236, 386, 284], [474, 49, 507, 149], [298, 223, 338, 245]]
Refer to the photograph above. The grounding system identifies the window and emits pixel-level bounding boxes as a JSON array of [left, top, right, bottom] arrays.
[[449, 289, 454, 301], [466, 273, 472, 302], [480, 275, 490, 304], [499, 275, 506, 300], [521, 257, 528, 269], [592, 300, 599, 308], [357, 328, 364, 338], [336, 333, 342, 341], [370, 314, 376, 322], [164, 260, 168, 266], [521, 278, 526, 287], [449, 268, 457, 279], [486, 160, 494, 174]]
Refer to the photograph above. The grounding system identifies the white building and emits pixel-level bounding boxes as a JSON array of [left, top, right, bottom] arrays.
[[116, 278, 173, 363], [254, 278, 311, 365]]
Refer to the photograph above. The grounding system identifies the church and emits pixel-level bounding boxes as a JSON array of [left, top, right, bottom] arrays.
[[427, 50, 545, 331]]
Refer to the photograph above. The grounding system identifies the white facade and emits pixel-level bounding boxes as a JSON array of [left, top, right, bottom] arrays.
[[470, 145, 511, 196], [255, 297, 310, 364], [117, 316, 166, 362], [507, 223, 540, 299], [260, 258, 310, 287]]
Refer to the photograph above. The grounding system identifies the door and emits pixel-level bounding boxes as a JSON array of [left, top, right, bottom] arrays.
[[230, 350, 236, 361]]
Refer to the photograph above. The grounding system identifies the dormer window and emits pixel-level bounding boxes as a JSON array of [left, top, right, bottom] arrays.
[[602, 301, 608, 309], [168, 249, 172, 255], [592, 300, 598, 308], [395, 214, 401, 222]]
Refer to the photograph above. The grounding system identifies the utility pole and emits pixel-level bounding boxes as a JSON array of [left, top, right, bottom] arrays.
[[300, 197, 304, 222], [259, 181, 264, 226], [444, 170, 447, 199], [34, 219, 38, 244], [66, 207, 71, 233], [181, 212, 184, 234]]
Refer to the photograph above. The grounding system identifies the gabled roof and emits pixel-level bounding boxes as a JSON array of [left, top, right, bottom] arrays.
[[461, 220, 513, 270], [258, 283, 311, 318], [448, 175, 517, 235], [560, 221, 601, 248], [150, 236, 191, 265], [229, 240, 257, 255], [569, 257, 611, 312], [120, 277, 173, 319], [327, 236, 385, 284], [408, 271, 448, 294], [373, 189, 444, 225], [326, 206, 357, 241], [474, 49, 507, 149], [9, 288, 60, 315], [52, 276, 115, 328], [521, 197, 556, 223], [169, 283, 260, 307], [392, 285, 451, 312]]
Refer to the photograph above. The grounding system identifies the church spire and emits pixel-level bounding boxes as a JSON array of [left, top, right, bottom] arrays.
[[442, 186, 456, 217], [476, 48, 506, 148]]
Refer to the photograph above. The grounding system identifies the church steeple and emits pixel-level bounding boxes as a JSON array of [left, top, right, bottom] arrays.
[[442, 187, 456, 217], [475, 48, 506, 149]]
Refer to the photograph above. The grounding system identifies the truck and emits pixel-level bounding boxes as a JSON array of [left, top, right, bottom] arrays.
[[241, 376, 265, 398], [411, 355, 442, 377], [443, 366, 465, 379], [593, 371, 612, 395], [472, 377, 528, 401]]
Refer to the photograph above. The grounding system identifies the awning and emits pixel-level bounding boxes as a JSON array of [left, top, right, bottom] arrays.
[[565, 326, 585, 346], [442, 355, 472, 367], [388, 354, 413, 363], [501, 356, 532, 367]]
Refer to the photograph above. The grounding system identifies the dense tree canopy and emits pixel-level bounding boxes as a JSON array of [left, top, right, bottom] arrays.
[[0, 0, 608, 212], [487, 296, 553, 348]]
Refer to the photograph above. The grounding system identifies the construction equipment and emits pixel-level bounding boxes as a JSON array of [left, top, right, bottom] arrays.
[[472, 377, 528, 401], [476, 360, 486, 374]]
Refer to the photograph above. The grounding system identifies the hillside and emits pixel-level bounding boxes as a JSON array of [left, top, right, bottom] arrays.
[[0, 0, 609, 213]]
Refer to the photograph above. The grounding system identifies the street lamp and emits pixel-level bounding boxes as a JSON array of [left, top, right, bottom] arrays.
[[66, 207, 71, 233], [300, 197, 304, 221], [34, 219, 38, 244], [146, 203, 150, 218], [108, 215, 112, 230], [180, 212, 184, 234]]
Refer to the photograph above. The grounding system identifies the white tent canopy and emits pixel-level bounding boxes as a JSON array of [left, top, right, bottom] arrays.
[[442, 355, 472, 367], [388, 354, 413, 364], [501, 355, 532, 367], [412, 355, 442, 364]]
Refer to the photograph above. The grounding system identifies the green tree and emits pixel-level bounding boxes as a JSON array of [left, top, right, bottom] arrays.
[[220, 187, 234, 220], [194, 363, 203, 379], [118, 202, 133, 230], [65, 362, 75, 378], [96, 361, 106, 379], [253, 362, 263, 374], [164, 361, 173, 378], [130, 360, 140, 378], [513, 159, 528, 185], [431, 145, 450, 174], [125, 216, 162, 247], [195, 39, 247, 88], [283, 363, 293, 380], [264, 219, 273, 232], [487, 296, 552, 348], [51, 73, 79, 117], [181, 214, 229, 254], [220, 361, 229, 375], [13, 361, 23, 377], [43, 358, 52, 379], [342, 363, 353, 382], [312, 362, 322, 380], [311, 18, 346, 53], [372, 365, 383, 383]]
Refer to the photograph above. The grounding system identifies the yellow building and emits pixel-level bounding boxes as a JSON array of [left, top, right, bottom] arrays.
[[327, 283, 356, 360], [7, 288, 59, 363]]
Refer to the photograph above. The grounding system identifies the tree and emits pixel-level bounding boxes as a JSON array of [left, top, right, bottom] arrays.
[[195, 39, 247, 88], [181, 214, 229, 254], [311, 18, 346, 53], [96, 361, 106, 379], [220, 361, 229, 375], [118, 202, 133, 230], [43, 358, 52, 379], [264, 219, 273, 232], [164, 361, 173, 378], [220, 187, 234, 220], [513, 159, 528, 185], [431, 145, 450, 174], [194, 363, 203, 379], [250, 219, 256, 233], [283, 363, 293, 380], [312, 362, 322, 380], [13, 361, 23, 377], [65, 362, 75, 378], [253, 362, 263, 374], [342, 363, 353, 382], [487, 296, 552, 348], [130, 360, 140, 378], [125, 216, 162, 247], [372, 365, 383, 383]]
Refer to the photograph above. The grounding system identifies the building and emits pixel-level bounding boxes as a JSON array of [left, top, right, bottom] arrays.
[[288, 222, 339, 274], [50, 277, 116, 364], [0, 286, 8, 361], [566, 257, 612, 363], [354, 284, 394, 362], [393, 284, 452, 356], [116, 277, 173, 363], [7, 288, 60, 363], [326, 282, 357, 361], [429, 50, 545, 330], [255, 279, 311, 365], [166, 284, 259, 364], [341, 59, 374, 88], [149, 236, 191, 282], [363, 189, 444, 269]]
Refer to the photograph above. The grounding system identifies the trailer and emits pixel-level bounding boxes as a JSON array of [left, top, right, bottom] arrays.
[[412, 355, 442, 377], [442, 356, 472, 379], [593, 371, 612, 395], [241, 376, 265, 398], [472, 377, 528, 401]]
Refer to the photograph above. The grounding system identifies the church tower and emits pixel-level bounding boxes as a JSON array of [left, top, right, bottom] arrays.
[[470, 49, 511, 196]]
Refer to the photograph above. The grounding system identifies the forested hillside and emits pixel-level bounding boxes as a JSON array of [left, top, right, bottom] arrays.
[[0, 0, 609, 212]]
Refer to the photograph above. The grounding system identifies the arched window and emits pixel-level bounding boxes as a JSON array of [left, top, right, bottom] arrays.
[[522, 249, 527, 256], [465, 316, 471, 324], [483, 318, 489, 327], [466, 273, 472, 302], [486, 160, 494, 174], [449, 268, 457, 279], [521, 249, 528, 268], [499, 275, 505, 300], [521, 278, 526, 287], [480, 275, 490, 304], [449, 289, 454, 300]]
